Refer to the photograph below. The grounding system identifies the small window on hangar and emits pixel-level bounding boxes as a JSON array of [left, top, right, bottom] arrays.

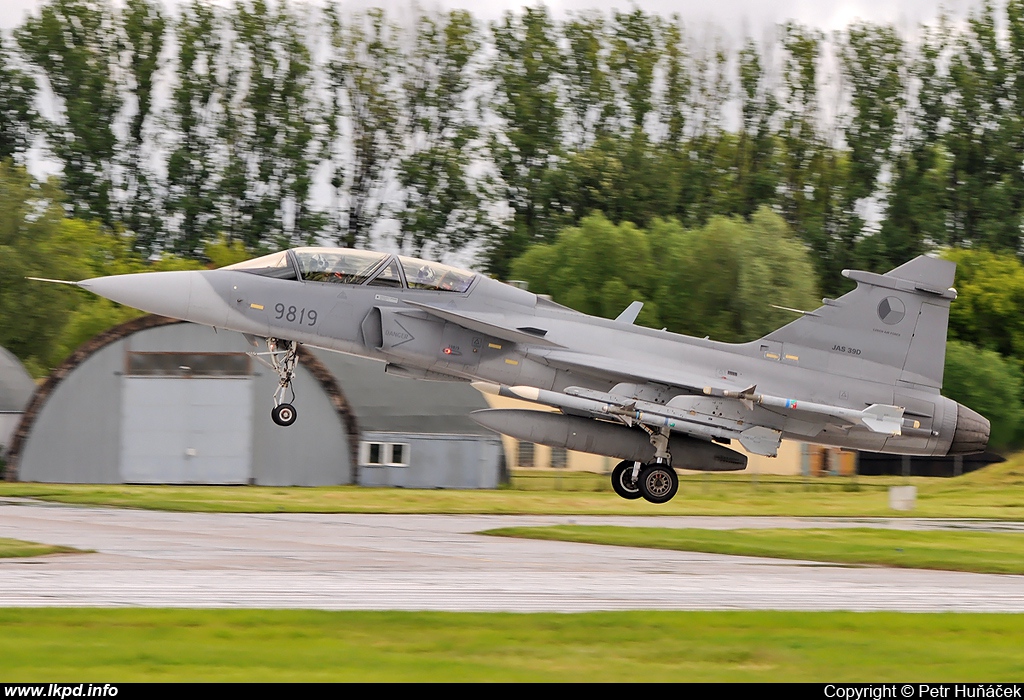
[[360, 441, 411, 467], [127, 352, 250, 377]]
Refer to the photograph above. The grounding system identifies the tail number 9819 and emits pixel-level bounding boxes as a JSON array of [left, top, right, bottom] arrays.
[[275, 303, 317, 326]]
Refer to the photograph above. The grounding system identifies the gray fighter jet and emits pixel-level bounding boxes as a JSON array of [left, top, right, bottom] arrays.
[[57, 247, 989, 503]]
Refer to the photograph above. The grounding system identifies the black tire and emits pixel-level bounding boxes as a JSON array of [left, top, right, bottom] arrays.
[[638, 462, 678, 504], [272, 403, 298, 427], [611, 460, 643, 500]]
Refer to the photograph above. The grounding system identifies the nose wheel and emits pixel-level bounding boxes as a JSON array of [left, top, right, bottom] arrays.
[[249, 338, 300, 426], [271, 403, 297, 426]]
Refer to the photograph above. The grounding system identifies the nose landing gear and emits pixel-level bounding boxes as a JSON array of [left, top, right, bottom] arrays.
[[249, 338, 300, 426], [271, 402, 297, 427]]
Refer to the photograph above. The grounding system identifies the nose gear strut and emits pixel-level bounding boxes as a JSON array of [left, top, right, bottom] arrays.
[[248, 338, 300, 426]]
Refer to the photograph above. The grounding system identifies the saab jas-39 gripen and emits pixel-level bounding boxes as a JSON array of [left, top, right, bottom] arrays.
[[45, 247, 989, 504]]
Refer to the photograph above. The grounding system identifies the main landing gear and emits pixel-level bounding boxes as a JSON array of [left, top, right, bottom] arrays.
[[249, 338, 299, 426], [610, 426, 679, 504], [611, 460, 679, 504]]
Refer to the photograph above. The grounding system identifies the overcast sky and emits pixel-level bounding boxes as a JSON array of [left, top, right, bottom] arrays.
[[0, 0, 985, 34]]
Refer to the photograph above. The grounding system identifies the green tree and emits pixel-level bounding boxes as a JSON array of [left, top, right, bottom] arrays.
[[396, 10, 484, 258], [777, 23, 860, 295], [654, 208, 819, 342], [659, 16, 689, 150], [227, 0, 322, 250], [943, 340, 1024, 450], [120, 0, 167, 253], [325, 6, 401, 249], [0, 35, 36, 161], [944, 248, 1024, 363], [204, 235, 252, 268], [485, 6, 564, 279], [0, 163, 212, 374], [166, 0, 223, 256], [733, 37, 779, 219], [608, 8, 660, 132], [838, 23, 905, 205], [556, 133, 677, 230], [734, 208, 822, 339], [935, 1, 1024, 254], [562, 11, 614, 147], [508, 212, 661, 327], [0, 163, 149, 374], [509, 208, 817, 342], [16, 0, 121, 228], [0, 163, 77, 375], [860, 20, 950, 273], [670, 33, 733, 227]]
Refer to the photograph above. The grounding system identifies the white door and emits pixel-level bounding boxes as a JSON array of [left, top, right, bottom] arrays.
[[120, 377, 253, 483]]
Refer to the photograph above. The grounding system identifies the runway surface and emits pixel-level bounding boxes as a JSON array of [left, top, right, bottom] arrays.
[[2, 500, 1023, 612]]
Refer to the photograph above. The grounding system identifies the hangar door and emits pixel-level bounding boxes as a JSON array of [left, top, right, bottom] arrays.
[[119, 352, 253, 484]]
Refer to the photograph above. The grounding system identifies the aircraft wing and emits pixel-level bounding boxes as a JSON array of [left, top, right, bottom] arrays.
[[402, 300, 566, 348], [531, 349, 714, 393]]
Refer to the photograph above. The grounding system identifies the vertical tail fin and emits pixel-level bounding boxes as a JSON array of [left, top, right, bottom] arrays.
[[765, 255, 957, 389]]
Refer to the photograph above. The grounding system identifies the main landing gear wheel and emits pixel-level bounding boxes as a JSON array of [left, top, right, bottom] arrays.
[[271, 403, 297, 427], [638, 462, 679, 504], [611, 460, 643, 500]]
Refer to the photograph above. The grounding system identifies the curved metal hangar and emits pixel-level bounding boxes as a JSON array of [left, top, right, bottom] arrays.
[[4, 315, 500, 488]]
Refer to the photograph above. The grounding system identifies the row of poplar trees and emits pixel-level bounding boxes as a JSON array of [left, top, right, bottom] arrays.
[[3, 0, 1024, 295]]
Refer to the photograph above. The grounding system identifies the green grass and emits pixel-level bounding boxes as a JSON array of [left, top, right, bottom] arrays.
[[483, 526, 1024, 575], [0, 609, 1022, 681], [1, 452, 1022, 517], [0, 537, 81, 558]]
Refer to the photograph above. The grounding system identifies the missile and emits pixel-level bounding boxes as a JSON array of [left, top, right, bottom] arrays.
[[702, 385, 907, 435], [470, 408, 747, 471], [472, 381, 619, 415], [471, 381, 783, 455]]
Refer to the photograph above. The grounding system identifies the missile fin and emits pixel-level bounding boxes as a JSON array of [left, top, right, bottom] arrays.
[[738, 426, 782, 457], [860, 404, 905, 435]]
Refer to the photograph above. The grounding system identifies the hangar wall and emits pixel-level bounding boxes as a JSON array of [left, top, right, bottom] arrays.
[[19, 337, 124, 482], [311, 348, 503, 487], [10, 318, 353, 486], [359, 431, 503, 488], [0, 346, 36, 451]]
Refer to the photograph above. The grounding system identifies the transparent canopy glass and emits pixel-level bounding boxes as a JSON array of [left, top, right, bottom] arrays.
[[222, 247, 477, 292], [293, 248, 388, 285], [399, 256, 475, 293], [221, 250, 296, 279]]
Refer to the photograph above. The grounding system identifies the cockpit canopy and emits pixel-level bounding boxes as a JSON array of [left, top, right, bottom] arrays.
[[222, 247, 476, 293]]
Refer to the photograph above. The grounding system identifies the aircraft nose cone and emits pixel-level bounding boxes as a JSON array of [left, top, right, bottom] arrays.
[[79, 271, 193, 320], [948, 402, 990, 455]]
